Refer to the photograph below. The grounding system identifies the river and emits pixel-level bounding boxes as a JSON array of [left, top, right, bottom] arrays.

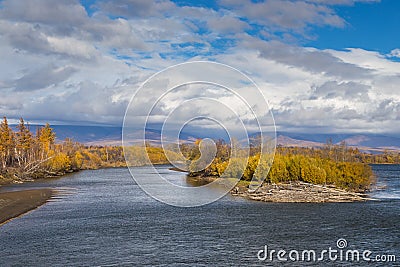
[[0, 165, 399, 266]]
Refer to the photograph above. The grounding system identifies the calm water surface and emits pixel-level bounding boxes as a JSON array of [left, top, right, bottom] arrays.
[[0, 164, 399, 266]]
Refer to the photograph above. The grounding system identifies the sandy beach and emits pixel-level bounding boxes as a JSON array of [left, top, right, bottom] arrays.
[[0, 189, 55, 225]]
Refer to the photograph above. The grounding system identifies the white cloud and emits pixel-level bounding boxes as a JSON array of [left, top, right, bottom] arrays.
[[207, 15, 250, 34], [0, 0, 88, 26], [388, 48, 400, 58], [46, 36, 99, 60], [0, 0, 398, 135]]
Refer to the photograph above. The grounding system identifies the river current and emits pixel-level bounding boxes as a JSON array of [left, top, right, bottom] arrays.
[[0, 164, 399, 266]]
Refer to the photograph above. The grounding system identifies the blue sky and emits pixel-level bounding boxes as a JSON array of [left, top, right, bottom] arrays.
[[0, 0, 399, 135], [309, 0, 400, 55]]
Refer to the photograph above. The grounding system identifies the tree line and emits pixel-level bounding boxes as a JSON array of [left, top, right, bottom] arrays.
[[0, 117, 127, 183], [1, 116, 399, 190], [184, 138, 382, 192], [0, 117, 188, 184]]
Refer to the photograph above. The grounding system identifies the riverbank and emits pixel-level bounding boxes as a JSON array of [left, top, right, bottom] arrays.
[[0, 163, 126, 187], [0, 189, 55, 225], [231, 181, 374, 203]]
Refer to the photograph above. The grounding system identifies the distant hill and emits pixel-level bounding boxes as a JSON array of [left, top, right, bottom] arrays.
[[276, 132, 400, 153], [18, 125, 199, 146], [53, 125, 122, 144], [276, 135, 323, 148], [10, 125, 123, 146], [15, 124, 400, 152]]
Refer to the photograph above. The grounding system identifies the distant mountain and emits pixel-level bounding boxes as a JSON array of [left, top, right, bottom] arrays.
[[10, 125, 123, 146], [276, 132, 353, 144], [340, 134, 400, 149], [52, 125, 122, 144], [19, 125, 199, 146], [15, 124, 400, 152], [276, 132, 400, 152], [276, 135, 323, 148]]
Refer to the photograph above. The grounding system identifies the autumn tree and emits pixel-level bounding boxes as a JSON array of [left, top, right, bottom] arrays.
[[37, 123, 56, 153], [15, 118, 33, 167], [0, 117, 15, 169]]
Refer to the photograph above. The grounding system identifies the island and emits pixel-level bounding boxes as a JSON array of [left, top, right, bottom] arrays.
[[184, 139, 379, 203]]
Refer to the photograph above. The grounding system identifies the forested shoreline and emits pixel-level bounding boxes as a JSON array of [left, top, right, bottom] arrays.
[[0, 117, 126, 184], [0, 117, 184, 185], [1, 116, 400, 191]]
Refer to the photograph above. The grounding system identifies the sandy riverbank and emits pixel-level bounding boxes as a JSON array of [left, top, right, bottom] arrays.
[[0, 189, 55, 225]]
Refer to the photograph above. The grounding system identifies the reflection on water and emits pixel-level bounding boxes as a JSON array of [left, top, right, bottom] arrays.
[[0, 164, 398, 266], [186, 176, 214, 186]]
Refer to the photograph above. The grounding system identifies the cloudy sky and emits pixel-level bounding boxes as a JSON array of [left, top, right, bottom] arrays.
[[0, 0, 399, 135]]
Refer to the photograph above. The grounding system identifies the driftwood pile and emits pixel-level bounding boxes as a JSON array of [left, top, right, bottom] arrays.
[[231, 182, 374, 203]]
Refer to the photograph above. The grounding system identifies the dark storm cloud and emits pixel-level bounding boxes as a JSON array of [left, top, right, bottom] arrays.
[[11, 65, 77, 92], [247, 40, 373, 80]]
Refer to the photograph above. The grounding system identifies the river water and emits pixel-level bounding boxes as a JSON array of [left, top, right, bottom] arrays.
[[0, 165, 399, 266]]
